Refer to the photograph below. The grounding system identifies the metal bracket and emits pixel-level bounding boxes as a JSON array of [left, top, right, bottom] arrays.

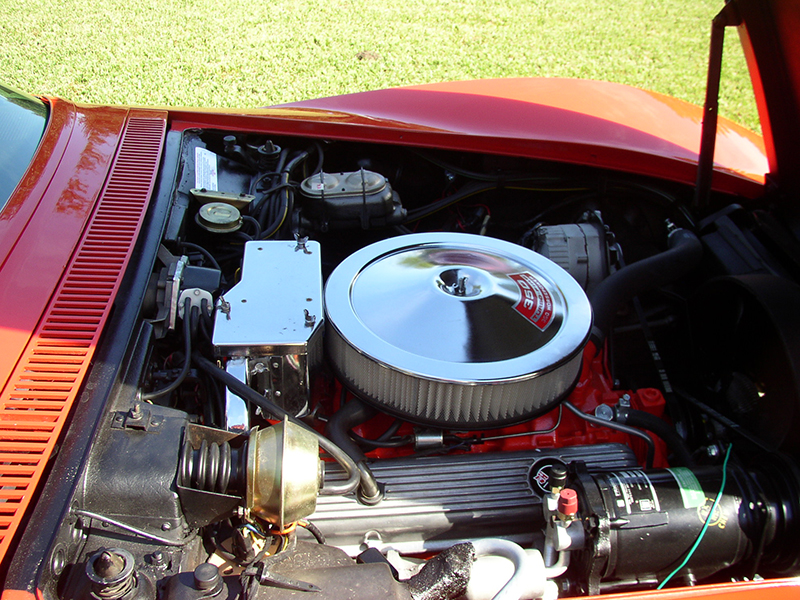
[[111, 403, 163, 432]]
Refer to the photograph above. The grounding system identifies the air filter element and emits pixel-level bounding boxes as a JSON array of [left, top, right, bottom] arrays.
[[325, 233, 592, 428]]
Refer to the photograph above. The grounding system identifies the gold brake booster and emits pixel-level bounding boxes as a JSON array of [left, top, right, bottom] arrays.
[[177, 418, 323, 530]]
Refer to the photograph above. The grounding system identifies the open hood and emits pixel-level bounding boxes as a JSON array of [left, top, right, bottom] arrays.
[[736, 0, 800, 197]]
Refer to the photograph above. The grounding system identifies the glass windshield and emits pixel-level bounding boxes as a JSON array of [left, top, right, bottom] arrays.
[[0, 84, 48, 212]]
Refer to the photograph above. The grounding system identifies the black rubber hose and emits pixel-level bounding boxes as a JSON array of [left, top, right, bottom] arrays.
[[351, 419, 411, 449], [617, 408, 695, 467], [191, 353, 360, 496], [377, 419, 403, 442], [325, 397, 385, 504], [179, 241, 222, 271], [590, 228, 703, 347], [325, 397, 376, 463], [141, 297, 194, 401]]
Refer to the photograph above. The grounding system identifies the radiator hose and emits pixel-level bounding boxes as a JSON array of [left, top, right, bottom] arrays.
[[615, 407, 695, 467], [590, 228, 702, 348]]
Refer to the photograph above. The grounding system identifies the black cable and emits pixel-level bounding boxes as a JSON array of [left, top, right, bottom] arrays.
[[377, 419, 403, 442], [242, 215, 262, 238], [564, 401, 655, 468], [351, 433, 412, 449], [311, 142, 324, 175], [283, 150, 311, 226], [198, 299, 214, 345], [230, 230, 253, 242], [200, 371, 223, 429], [141, 297, 194, 401], [517, 192, 599, 230], [673, 388, 775, 452], [350, 416, 411, 449], [191, 353, 363, 496], [179, 241, 221, 271], [257, 147, 290, 229], [405, 181, 497, 223], [256, 181, 294, 197], [249, 169, 281, 195], [259, 150, 310, 239], [299, 520, 326, 544], [414, 150, 573, 185]]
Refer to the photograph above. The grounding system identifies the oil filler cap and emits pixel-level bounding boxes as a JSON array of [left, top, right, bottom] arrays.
[[196, 202, 242, 233]]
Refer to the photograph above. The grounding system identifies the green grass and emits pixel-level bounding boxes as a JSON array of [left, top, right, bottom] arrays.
[[2, 0, 760, 131]]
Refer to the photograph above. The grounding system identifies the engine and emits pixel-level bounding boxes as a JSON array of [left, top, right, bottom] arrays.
[[52, 130, 800, 600]]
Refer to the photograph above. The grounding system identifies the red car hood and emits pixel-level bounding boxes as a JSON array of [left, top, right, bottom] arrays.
[[732, 0, 800, 196], [280, 77, 767, 198]]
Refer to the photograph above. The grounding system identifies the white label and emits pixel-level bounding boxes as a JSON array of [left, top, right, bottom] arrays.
[[195, 147, 218, 191], [608, 470, 661, 515]]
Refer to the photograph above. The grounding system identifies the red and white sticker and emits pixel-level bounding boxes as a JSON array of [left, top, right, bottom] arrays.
[[509, 272, 555, 331]]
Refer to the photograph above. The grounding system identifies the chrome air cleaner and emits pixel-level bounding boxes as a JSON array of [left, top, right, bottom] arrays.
[[324, 233, 592, 428]]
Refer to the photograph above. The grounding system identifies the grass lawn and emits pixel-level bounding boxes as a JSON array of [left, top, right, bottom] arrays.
[[3, 0, 759, 131]]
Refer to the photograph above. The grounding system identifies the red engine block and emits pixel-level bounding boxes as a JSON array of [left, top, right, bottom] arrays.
[[314, 343, 669, 467]]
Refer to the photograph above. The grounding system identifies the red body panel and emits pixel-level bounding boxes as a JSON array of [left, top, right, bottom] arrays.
[[0, 103, 166, 568], [0, 100, 128, 385], [736, 0, 800, 195], [599, 578, 800, 600], [168, 78, 767, 198]]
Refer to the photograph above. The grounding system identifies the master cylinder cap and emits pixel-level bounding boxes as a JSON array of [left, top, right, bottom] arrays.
[[325, 233, 593, 428]]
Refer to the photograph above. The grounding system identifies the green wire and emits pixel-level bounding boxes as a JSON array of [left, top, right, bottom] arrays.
[[657, 444, 733, 589]]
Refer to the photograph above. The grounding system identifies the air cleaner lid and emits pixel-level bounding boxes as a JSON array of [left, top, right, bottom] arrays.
[[325, 233, 592, 383]]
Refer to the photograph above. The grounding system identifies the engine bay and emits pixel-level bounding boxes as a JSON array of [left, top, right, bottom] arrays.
[[50, 128, 800, 600]]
